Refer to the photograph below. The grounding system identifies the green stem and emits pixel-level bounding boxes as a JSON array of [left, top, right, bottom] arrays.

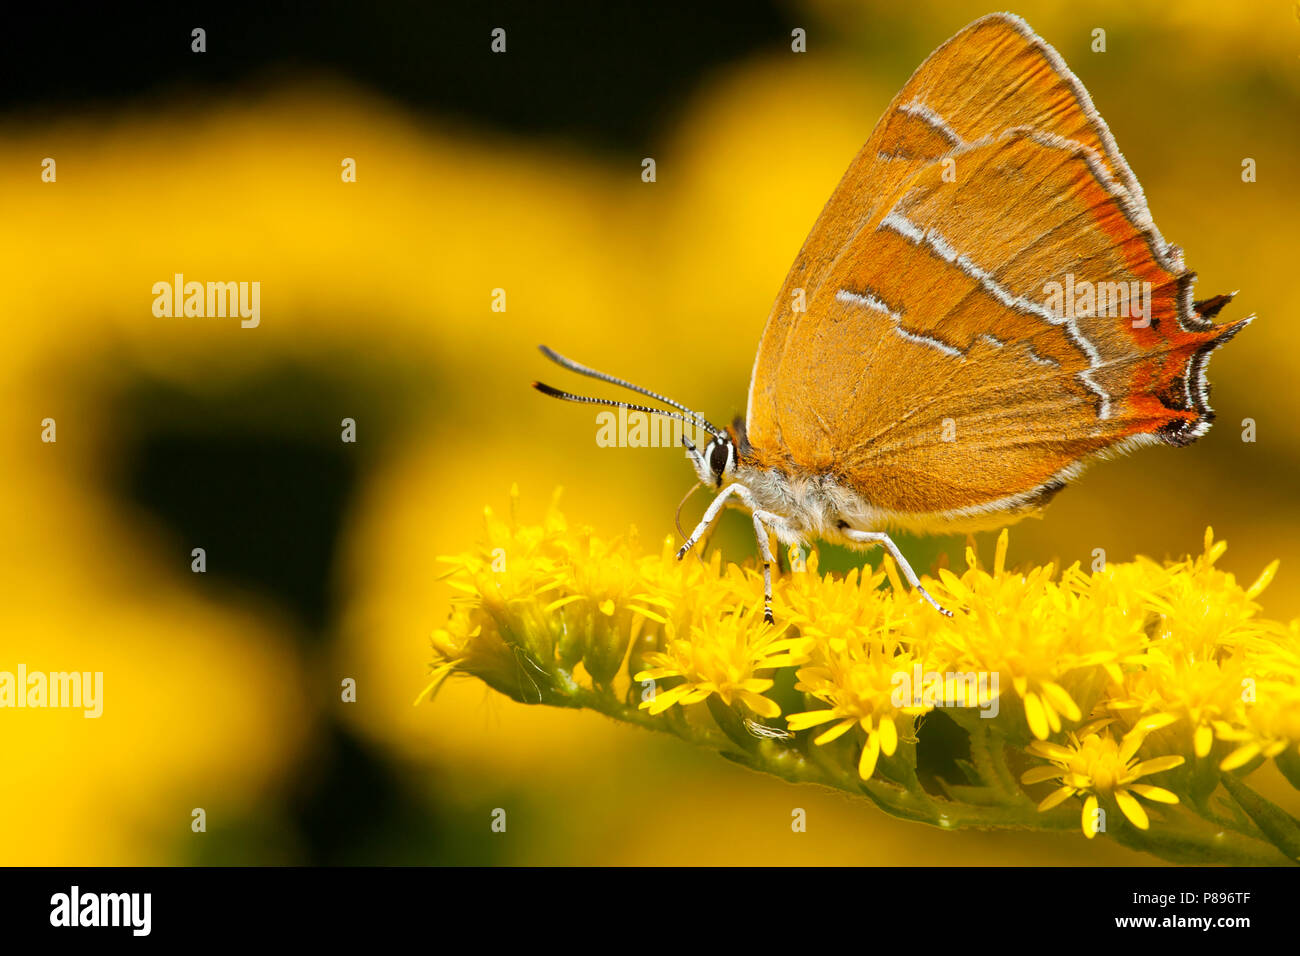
[[462, 660, 1297, 865]]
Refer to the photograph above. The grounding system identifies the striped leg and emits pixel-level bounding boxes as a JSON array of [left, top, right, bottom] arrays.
[[676, 483, 744, 560], [750, 512, 776, 624], [677, 487, 792, 624], [841, 528, 953, 617], [749, 509, 798, 625]]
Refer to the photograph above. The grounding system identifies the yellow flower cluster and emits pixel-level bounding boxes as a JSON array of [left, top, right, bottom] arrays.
[[429, 489, 1300, 864]]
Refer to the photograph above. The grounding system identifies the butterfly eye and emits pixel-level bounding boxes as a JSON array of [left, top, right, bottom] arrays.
[[708, 440, 731, 479]]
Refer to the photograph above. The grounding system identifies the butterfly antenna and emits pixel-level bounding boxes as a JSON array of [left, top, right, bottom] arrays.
[[531, 382, 724, 440], [537, 345, 722, 437]]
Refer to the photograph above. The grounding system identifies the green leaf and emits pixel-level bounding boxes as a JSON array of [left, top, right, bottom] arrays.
[[1274, 749, 1300, 792], [1221, 774, 1300, 861]]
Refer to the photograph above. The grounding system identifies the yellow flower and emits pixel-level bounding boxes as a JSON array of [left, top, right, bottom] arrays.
[[1142, 527, 1277, 653], [929, 532, 1128, 740], [633, 603, 810, 717], [1023, 716, 1185, 837], [1105, 649, 1250, 760], [1212, 694, 1298, 772], [786, 637, 929, 781]]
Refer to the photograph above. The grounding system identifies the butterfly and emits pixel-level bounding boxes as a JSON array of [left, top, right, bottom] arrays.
[[533, 12, 1249, 624]]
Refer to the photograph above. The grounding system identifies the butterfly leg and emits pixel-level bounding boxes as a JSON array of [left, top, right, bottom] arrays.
[[840, 528, 954, 617], [749, 511, 777, 624], [677, 486, 792, 624], [748, 508, 801, 625], [676, 483, 744, 560]]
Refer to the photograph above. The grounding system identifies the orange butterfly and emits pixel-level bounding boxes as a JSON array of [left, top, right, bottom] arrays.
[[534, 13, 1249, 623]]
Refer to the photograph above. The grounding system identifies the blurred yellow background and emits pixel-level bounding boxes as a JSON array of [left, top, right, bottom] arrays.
[[2, 0, 1297, 864]]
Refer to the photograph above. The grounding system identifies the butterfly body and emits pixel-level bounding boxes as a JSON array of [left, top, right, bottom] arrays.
[[535, 12, 1249, 622]]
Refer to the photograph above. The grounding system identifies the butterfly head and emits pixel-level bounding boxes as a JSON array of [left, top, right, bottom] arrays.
[[686, 433, 735, 488], [531, 344, 736, 487]]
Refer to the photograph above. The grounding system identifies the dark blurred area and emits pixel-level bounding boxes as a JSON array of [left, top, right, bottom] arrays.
[[2, 1, 786, 155]]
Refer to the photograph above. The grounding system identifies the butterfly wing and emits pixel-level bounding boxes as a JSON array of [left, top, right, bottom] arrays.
[[745, 13, 1246, 529]]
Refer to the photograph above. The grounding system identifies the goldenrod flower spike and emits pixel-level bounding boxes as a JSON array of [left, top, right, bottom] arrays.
[[429, 493, 1300, 865], [633, 603, 810, 718]]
